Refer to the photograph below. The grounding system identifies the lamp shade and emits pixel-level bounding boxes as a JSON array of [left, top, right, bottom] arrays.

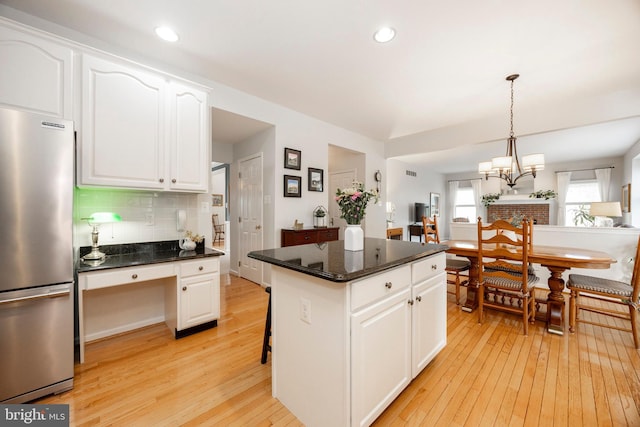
[[478, 162, 493, 173], [491, 156, 512, 171], [522, 153, 545, 171], [88, 212, 122, 223], [589, 202, 622, 217]]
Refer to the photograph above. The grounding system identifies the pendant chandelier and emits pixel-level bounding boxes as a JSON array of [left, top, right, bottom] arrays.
[[478, 74, 544, 188]]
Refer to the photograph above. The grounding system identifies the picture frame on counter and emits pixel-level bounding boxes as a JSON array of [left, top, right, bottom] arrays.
[[308, 167, 324, 192], [284, 147, 301, 170], [284, 175, 302, 197], [211, 194, 223, 206], [430, 192, 441, 217], [622, 183, 631, 213]]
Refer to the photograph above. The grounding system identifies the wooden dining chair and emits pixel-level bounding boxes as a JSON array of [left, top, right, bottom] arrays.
[[212, 214, 225, 245], [477, 217, 537, 335], [568, 235, 640, 348], [422, 215, 470, 305]]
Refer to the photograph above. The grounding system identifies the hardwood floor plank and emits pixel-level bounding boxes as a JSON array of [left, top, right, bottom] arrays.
[[33, 276, 640, 426]]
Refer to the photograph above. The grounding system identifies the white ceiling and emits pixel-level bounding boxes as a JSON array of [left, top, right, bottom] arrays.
[[3, 0, 640, 171]]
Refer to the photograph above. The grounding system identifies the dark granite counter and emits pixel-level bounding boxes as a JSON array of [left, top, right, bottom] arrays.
[[76, 240, 224, 273], [248, 237, 448, 282]]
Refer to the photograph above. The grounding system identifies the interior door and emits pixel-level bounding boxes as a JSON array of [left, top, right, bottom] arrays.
[[239, 154, 263, 284], [329, 169, 357, 239]]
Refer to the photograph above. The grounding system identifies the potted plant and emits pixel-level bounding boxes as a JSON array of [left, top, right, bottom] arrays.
[[313, 206, 327, 228], [529, 189, 557, 200], [482, 193, 501, 207]]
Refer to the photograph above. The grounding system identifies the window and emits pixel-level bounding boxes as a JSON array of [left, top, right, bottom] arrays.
[[454, 187, 476, 222], [565, 180, 601, 226]]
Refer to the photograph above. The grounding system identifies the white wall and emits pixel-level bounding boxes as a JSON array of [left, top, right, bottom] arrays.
[[386, 159, 446, 240]]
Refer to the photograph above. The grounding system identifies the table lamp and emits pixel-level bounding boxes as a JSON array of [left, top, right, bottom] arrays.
[[589, 202, 622, 227], [81, 212, 122, 260]]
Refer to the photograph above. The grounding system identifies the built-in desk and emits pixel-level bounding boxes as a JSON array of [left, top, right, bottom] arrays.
[[76, 241, 224, 363]]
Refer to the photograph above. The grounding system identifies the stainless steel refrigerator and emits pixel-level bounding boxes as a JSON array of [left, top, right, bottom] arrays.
[[0, 107, 74, 403]]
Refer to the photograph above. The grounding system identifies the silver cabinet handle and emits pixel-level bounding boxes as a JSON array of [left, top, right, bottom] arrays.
[[199, 266, 204, 271], [182, 286, 187, 291], [256, 225, 262, 230], [172, 179, 176, 183], [159, 178, 164, 183], [132, 274, 138, 279], [385, 282, 392, 289], [431, 264, 437, 270], [408, 299, 414, 305], [0, 289, 70, 305], [416, 296, 422, 302]]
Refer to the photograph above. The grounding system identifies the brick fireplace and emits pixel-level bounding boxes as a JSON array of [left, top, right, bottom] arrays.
[[487, 202, 550, 225]]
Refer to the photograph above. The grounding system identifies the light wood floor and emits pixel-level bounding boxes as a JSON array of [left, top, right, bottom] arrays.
[[37, 275, 640, 426]]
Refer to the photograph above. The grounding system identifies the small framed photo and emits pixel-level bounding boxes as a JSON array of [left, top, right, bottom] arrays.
[[211, 194, 223, 207], [430, 192, 441, 217], [308, 167, 324, 192], [284, 175, 302, 197], [622, 183, 631, 213], [284, 147, 301, 170]]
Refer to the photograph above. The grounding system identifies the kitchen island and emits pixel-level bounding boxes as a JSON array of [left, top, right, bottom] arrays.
[[249, 238, 448, 427]]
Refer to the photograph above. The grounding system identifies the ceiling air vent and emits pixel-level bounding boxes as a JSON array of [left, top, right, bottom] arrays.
[[406, 170, 417, 177]]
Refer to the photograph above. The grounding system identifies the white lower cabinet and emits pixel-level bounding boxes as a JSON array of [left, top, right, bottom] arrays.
[[351, 288, 412, 427], [272, 252, 446, 427]]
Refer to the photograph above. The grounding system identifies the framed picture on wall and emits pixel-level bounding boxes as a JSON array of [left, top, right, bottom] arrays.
[[284, 147, 301, 170], [622, 183, 631, 213], [284, 175, 302, 197], [430, 192, 441, 217], [211, 194, 223, 206], [308, 168, 323, 192]]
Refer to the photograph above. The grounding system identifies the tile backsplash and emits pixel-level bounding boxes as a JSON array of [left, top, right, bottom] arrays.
[[74, 188, 199, 249]]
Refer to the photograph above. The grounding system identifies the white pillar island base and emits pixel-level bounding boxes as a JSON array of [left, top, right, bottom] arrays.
[[249, 238, 448, 427]]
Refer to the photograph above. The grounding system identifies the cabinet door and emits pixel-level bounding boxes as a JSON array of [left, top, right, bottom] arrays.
[[351, 288, 411, 427], [412, 272, 446, 378], [80, 54, 166, 189], [0, 25, 72, 118], [167, 81, 209, 191], [178, 274, 220, 330]]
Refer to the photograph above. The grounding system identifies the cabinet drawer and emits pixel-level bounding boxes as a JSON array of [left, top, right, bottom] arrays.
[[411, 253, 446, 284], [179, 258, 219, 278], [351, 265, 411, 311], [317, 228, 338, 242], [81, 263, 176, 290]]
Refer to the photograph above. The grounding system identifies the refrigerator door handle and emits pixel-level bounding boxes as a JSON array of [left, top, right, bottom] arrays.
[[0, 289, 70, 305]]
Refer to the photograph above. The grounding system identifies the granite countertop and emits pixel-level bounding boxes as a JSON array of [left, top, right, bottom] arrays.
[[248, 237, 448, 282], [76, 240, 224, 273]]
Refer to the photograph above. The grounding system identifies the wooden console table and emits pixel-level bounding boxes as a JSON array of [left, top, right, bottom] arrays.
[[281, 227, 339, 247]]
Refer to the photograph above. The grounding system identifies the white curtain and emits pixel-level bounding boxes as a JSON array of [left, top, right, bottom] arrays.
[[595, 168, 611, 202], [557, 171, 572, 226], [448, 180, 459, 224], [470, 179, 482, 223]]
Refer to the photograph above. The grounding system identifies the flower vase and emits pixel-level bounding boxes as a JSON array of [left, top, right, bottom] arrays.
[[344, 224, 364, 251]]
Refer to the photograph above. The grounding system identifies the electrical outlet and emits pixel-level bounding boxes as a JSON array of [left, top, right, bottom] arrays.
[[300, 297, 311, 324], [145, 213, 154, 226]]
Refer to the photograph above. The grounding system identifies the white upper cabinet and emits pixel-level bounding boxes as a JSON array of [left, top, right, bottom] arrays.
[[79, 53, 210, 192], [0, 25, 73, 118], [81, 54, 166, 189], [167, 81, 209, 192]]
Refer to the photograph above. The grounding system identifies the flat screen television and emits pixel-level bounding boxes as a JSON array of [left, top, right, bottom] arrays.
[[414, 202, 428, 223]]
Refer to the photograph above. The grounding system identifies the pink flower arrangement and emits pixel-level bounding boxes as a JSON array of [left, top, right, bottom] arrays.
[[335, 181, 378, 225]]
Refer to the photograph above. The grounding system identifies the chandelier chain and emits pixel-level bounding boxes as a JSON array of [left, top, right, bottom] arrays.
[[509, 78, 515, 138]]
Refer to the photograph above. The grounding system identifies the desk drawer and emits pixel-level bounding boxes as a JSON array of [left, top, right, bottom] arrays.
[[180, 258, 219, 278], [411, 253, 446, 284], [351, 265, 411, 311], [81, 263, 176, 290]]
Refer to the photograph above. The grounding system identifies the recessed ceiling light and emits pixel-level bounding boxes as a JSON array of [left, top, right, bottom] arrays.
[[373, 27, 396, 43], [155, 26, 179, 42]]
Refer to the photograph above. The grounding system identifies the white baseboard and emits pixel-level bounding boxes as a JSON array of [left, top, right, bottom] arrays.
[[85, 315, 166, 342]]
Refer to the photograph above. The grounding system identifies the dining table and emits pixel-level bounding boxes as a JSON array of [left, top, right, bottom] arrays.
[[444, 239, 617, 335]]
